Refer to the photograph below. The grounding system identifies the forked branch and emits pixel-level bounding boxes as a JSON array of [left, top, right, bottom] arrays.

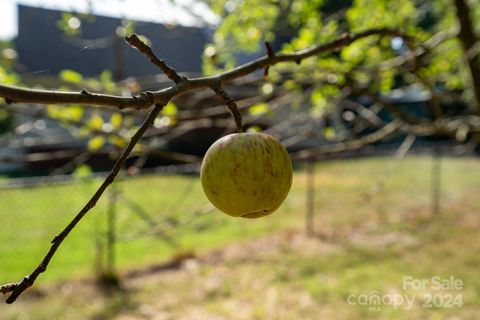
[[0, 28, 408, 109], [0, 104, 164, 303], [0, 28, 412, 303]]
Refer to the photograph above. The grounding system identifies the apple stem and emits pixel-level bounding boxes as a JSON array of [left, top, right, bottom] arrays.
[[211, 83, 243, 132]]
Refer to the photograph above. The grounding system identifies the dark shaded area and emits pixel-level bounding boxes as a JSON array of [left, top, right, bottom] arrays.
[[15, 5, 211, 77]]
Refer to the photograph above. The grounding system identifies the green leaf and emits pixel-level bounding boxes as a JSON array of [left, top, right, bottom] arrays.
[[47, 105, 61, 118], [108, 136, 127, 148], [118, 19, 136, 36], [162, 102, 177, 117], [379, 68, 394, 93], [0, 108, 9, 120], [65, 105, 84, 122], [87, 136, 105, 151], [248, 103, 269, 116], [310, 89, 328, 117], [99, 70, 115, 92], [311, 89, 327, 109], [0, 66, 19, 85], [88, 113, 104, 131], [72, 164, 92, 180], [247, 125, 263, 132], [59, 69, 83, 84], [340, 44, 363, 64], [136, 35, 151, 46], [324, 127, 335, 140], [110, 113, 122, 129], [56, 13, 82, 36]]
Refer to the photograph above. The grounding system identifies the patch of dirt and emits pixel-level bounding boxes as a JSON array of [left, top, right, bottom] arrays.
[[3, 228, 342, 319], [3, 200, 475, 320]]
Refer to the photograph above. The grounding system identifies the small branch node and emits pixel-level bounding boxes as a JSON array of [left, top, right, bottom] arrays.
[[0, 283, 17, 295], [1, 104, 164, 303], [265, 41, 275, 58], [341, 32, 352, 40], [264, 66, 270, 79], [125, 33, 183, 84], [211, 83, 243, 133], [0, 26, 423, 304], [264, 42, 276, 78]]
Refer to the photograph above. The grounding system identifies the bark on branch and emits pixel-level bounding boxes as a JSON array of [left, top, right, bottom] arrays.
[[0, 27, 411, 303], [453, 0, 480, 112], [0, 104, 164, 303], [0, 28, 407, 110]]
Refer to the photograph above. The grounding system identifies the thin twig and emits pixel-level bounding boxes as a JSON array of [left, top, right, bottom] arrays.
[[403, 40, 444, 119], [265, 41, 275, 58], [453, 0, 480, 112], [342, 85, 428, 125], [264, 41, 276, 79], [0, 28, 408, 110], [0, 27, 414, 303], [0, 104, 164, 303], [294, 120, 404, 159], [365, 133, 416, 202], [210, 82, 243, 132], [125, 34, 183, 84]]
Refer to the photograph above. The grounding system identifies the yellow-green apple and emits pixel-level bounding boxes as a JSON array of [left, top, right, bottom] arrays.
[[200, 132, 292, 218]]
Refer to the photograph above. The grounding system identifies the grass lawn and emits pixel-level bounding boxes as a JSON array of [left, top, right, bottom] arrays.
[[0, 171, 296, 284], [1, 156, 480, 319]]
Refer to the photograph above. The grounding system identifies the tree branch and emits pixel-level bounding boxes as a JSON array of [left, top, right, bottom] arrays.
[[210, 82, 243, 132], [0, 28, 407, 110], [453, 0, 480, 112], [294, 119, 404, 159], [0, 103, 164, 303], [294, 113, 480, 160], [0, 27, 411, 303], [124, 34, 183, 84]]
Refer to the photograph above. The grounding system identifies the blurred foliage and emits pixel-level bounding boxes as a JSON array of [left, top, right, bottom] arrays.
[[248, 102, 270, 116], [2, 1, 479, 144], [57, 13, 83, 36], [0, 40, 18, 133], [203, 0, 479, 120], [60, 69, 84, 84], [56, 10, 96, 36]]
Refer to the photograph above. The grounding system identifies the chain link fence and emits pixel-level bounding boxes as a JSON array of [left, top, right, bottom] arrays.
[[0, 143, 478, 285], [0, 164, 222, 284]]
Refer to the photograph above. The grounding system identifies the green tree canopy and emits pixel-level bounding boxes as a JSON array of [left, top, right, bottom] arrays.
[[203, 0, 480, 115]]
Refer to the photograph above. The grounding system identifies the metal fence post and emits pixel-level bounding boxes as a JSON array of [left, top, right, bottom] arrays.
[[306, 157, 315, 237], [105, 183, 119, 285], [431, 146, 442, 215]]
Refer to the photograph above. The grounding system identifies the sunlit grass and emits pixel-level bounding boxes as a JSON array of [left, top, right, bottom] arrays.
[[0, 172, 296, 283], [1, 156, 480, 319]]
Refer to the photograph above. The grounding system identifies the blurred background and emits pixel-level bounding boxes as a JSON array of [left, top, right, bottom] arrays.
[[1, 0, 480, 319]]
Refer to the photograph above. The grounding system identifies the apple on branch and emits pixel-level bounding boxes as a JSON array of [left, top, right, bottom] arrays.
[[200, 132, 293, 218]]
